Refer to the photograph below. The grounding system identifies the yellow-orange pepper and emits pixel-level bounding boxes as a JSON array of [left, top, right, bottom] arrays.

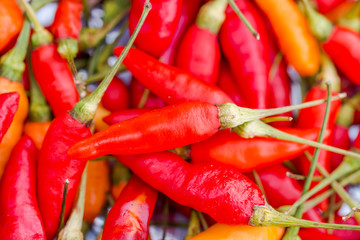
[[24, 122, 51, 149], [254, 0, 320, 76], [188, 224, 284, 240], [93, 103, 110, 132]]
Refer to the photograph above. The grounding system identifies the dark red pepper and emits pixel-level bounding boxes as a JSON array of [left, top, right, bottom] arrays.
[[129, 78, 166, 108], [0, 136, 46, 239], [129, 0, 182, 58], [103, 108, 154, 125], [0, 92, 19, 143], [102, 175, 157, 240], [102, 76, 129, 112]]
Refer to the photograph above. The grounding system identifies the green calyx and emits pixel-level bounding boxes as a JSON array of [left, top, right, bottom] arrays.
[[196, 0, 228, 34], [58, 38, 79, 60]]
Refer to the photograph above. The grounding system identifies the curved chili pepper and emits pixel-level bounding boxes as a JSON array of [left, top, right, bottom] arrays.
[[103, 108, 154, 125], [217, 61, 243, 106], [253, 0, 320, 76], [129, 0, 182, 58], [102, 175, 157, 240], [102, 76, 129, 112], [255, 164, 326, 224], [114, 47, 234, 105], [0, 0, 24, 52], [175, 0, 227, 84], [220, 0, 271, 108], [116, 151, 265, 225], [299, 229, 342, 240], [0, 92, 19, 143], [160, 0, 201, 65], [130, 78, 166, 108], [84, 160, 110, 223], [0, 136, 46, 239], [31, 43, 79, 117], [188, 224, 284, 240], [314, 0, 348, 14], [190, 128, 325, 172], [37, 113, 91, 239], [50, 0, 82, 58]]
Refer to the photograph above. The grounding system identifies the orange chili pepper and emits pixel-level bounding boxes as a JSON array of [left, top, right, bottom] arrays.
[[93, 103, 110, 132], [23, 122, 51, 149], [325, 1, 355, 22], [253, 0, 320, 76], [0, 0, 24, 52], [84, 160, 110, 223], [188, 224, 284, 240], [111, 161, 131, 200]]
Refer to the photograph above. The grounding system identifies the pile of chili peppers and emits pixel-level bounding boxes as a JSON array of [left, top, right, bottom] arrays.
[[2, 0, 360, 239]]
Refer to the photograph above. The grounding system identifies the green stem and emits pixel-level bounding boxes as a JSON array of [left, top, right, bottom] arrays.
[[252, 170, 267, 201], [283, 82, 332, 239], [58, 165, 88, 240], [83, 0, 90, 27], [31, 0, 57, 11], [58, 179, 70, 234], [269, 52, 283, 81], [262, 116, 293, 123], [138, 89, 150, 108], [318, 54, 341, 92], [0, 20, 31, 82], [285, 172, 323, 181], [217, 93, 345, 129], [20, 0, 53, 47], [162, 197, 169, 240], [70, 1, 151, 125], [196, 211, 208, 230], [185, 210, 201, 239], [227, 0, 260, 39], [196, 0, 227, 34]]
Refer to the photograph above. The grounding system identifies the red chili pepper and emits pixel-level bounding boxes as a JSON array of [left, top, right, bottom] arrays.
[[0, 92, 19, 143], [37, 113, 91, 239], [0, 136, 46, 239], [129, 0, 182, 58], [255, 164, 325, 224], [130, 78, 166, 108], [333, 214, 360, 240], [299, 229, 342, 240], [314, 0, 348, 13], [102, 175, 157, 240], [103, 108, 154, 125], [220, 0, 271, 109], [114, 47, 234, 105], [116, 151, 265, 225], [31, 44, 79, 117], [102, 76, 129, 112], [175, 0, 227, 84], [190, 128, 327, 172], [160, 0, 202, 65], [217, 61, 244, 106], [330, 124, 350, 170], [0, 0, 24, 52]]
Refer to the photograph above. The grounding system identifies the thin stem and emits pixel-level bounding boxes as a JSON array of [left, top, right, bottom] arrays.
[[269, 52, 283, 81], [262, 116, 293, 123], [71, 0, 151, 124], [138, 89, 150, 108], [227, 0, 260, 39], [58, 179, 70, 234], [31, 0, 57, 11], [284, 83, 332, 239], [252, 170, 267, 201], [162, 197, 169, 240], [185, 210, 201, 239], [196, 211, 208, 230], [286, 172, 323, 181], [20, 0, 43, 32]]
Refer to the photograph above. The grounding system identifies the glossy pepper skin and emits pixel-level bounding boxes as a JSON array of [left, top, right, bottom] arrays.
[[50, 0, 83, 39], [322, 26, 360, 86], [103, 108, 154, 125], [0, 77, 29, 179], [253, 0, 320, 76], [129, 0, 182, 58], [68, 101, 220, 161], [0, 0, 24, 52], [84, 160, 110, 223], [37, 113, 91, 239], [102, 76, 129, 112], [0, 136, 46, 239], [220, 0, 271, 109], [0, 92, 19, 143], [117, 151, 265, 225], [31, 44, 79, 117], [114, 47, 233, 105], [191, 128, 325, 172], [102, 175, 157, 240], [188, 224, 284, 240]]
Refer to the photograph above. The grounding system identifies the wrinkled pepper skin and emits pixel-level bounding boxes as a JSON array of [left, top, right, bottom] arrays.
[[114, 47, 233, 105], [37, 113, 91, 239], [0, 77, 29, 180], [0, 0, 24, 52], [0, 92, 19, 143], [0, 136, 46, 240], [50, 0, 83, 39], [68, 101, 220, 161], [117, 151, 265, 225], [102, 176, 157, 240], [188, 224, 284, 240], [191, 128, 325, 172], [253, 0, 320, 76], [322, 26, 360, 86], [220, 0, 271, 109], [31, 44, 79, 117], [176, 25, 220, 84], [129, 0, 182, 58]]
